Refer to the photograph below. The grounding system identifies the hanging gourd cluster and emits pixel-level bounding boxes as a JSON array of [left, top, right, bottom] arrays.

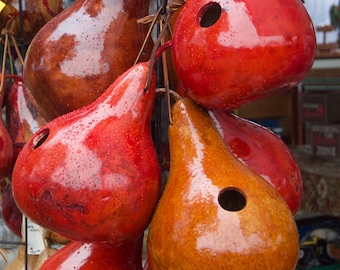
[[0, 0, 316, 269]]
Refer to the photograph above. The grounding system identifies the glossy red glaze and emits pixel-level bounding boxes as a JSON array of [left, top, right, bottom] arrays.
[[12, 62, 161, 243], [209, 110, 302, 214], [5, 76, 47, 161], [41, 236, 143, 270], [23, 0, 153, 120], [172, 0, 316, 109], [0, 82, 14, 178], [1, 183, 23, 237], [0, 120, 13, 178]]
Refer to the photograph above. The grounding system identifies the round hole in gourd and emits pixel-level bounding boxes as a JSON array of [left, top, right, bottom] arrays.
[[32, 128, 50, 149], [198, 2, 222, 28], [218, 188, 246, 211]]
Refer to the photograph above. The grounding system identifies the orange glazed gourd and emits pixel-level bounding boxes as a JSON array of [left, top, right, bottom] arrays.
[[147, 98, 299, 270]]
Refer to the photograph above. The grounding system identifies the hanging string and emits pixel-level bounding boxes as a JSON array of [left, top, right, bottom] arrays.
[[134, 6, 163, 65], [141, 0, 186, 93], [11, 34, 25, 66], [0, 29, 9, 97], [159, 18, 173, 125]]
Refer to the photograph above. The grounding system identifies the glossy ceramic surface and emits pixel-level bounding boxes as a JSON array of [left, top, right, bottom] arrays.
[[209, 110, 302, 214], [23, 0, 153, 120], [147, 98, 299, 269], [172, 0, 316, 109], [5, 76, 47, 161], [40, 236, 144, 270], [12, 62, 161, 243], [1, 183, 22, 237], [0, 82, 14, 179], [0, 120, 13, 178]]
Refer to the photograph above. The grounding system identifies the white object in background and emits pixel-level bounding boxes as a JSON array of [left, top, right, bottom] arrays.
[[304, 0, 339, 44], [21, 218, 45, 255], [0, 218, 20, 269], [310, 228, 338, 242]]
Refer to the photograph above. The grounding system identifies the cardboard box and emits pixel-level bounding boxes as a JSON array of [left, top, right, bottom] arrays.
[[311, 124, 340, 158], [301, 90, 340, 123]]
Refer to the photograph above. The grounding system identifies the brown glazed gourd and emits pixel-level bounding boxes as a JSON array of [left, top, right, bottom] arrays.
[[147, 98, 299, 269], [23, 0, 153, 120], [0, 0, 63, 41]]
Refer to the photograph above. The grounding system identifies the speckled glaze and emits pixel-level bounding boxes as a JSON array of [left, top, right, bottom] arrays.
[[23, 0, 153, 120], [209, 110, 302, 215], [172, 0, 316, 109], [40, 236, 144, 269], [12, 62, 161, 243], [147, 98, 299, 270]]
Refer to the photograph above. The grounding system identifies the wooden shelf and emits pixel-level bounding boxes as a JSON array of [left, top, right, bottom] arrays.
[[237, 89, 298, 145], [316, 48, 340, 59]]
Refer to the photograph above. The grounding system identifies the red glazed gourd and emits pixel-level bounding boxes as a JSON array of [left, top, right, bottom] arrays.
[[40, 236, 144, 270], [5, 76, 48, 161], [209, 110, 302, 214], [171, 0, 316, 109], [1, 183, 23, 237], [12, 62, 161, 243], [0, 77, 14, 178]]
